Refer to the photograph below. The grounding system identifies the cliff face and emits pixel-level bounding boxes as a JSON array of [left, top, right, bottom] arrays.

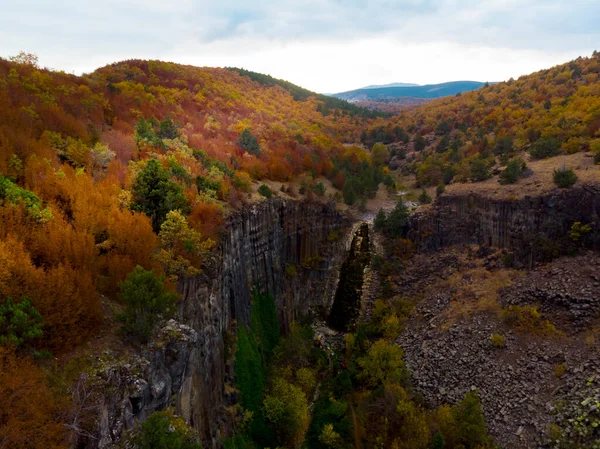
[[408, 184, 600, 265], [92, 199, 351, 449]]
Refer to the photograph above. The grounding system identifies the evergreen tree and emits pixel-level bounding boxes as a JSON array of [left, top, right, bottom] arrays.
[[238, 129, 261, 156], [374, 209, 387, 233], [386, 200, 410, 237], [414, 134, 426, 152], [342, 181, 356, 205], [0, 297, 44, 349], [553, 166, 578, 188], [418, 189, 432, 204], [131, 159, 190, 232], [498, 158, 527, 184], [157, 116, 180, 140], [117, 266, 178, 342]]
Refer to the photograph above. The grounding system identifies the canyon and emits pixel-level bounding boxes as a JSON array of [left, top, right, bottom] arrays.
[[89, 183, 600, 449]]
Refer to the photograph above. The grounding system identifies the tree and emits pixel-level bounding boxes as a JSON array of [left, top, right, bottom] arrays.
[[498, 158, 527, 184], [553, 166, 578, 188], [414, 134, 426, 152], [8, 51, 39, 67], [157, 116, 180, 140], [530, 136, 561, 159], [153, 210, 214, 280], [0, 347, 67, 449], [358, 339, 406, 388], [371, 143, 390, 166], [374, 209, 387, 233], [263, 377, 310, 448], [238, 129, 261, 156], [436, 183, 445, 197], [0, 297, 43, 349], [342, 181, 356, 206], [117, 266, 179, 343], [469, 157, 491, 182], [131, 159, 190, 232], [493, 137, 513, 156], [385, 200, 410, 238], [136, 410, 203, 449], [319, 424, 342, 448], [451, 391, 490, 448], [418, 189, 432, 204]]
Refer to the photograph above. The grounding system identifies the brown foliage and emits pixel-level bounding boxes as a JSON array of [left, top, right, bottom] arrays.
[[0, 347, 68, 449]]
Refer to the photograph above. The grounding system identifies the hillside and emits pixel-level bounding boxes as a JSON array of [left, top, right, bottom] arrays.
[[361, 52, 600, 189], [0, 55, 390, 351], [331, 80, 487, 102]]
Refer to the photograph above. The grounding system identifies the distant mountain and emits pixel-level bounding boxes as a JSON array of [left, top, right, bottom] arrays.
[[331, 81, 487, 102], [361, 82, 419, 89]]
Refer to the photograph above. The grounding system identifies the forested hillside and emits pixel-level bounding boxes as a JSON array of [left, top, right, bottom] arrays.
[[0, 53, 388, 349], [361, 52, 600, 188]]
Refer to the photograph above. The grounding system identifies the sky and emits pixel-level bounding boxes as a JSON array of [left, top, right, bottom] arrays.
[[0, 0, 598, 93]]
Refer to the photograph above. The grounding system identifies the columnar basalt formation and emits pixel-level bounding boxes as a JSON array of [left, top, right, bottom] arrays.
[[91, 199, 351, 449], [408, 184, 600, 265]]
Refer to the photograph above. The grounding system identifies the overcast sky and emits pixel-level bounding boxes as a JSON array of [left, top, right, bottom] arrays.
[[1, 0, 598, 93]]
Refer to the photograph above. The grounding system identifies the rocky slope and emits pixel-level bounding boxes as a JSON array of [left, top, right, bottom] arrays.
[[394, 249, 600, 448]]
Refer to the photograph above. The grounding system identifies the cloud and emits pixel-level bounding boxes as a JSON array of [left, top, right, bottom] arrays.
[[0, 0, 597, 91]]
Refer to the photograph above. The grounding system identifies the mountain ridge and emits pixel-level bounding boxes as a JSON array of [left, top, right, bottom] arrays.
[[331, 80, 488, 102]]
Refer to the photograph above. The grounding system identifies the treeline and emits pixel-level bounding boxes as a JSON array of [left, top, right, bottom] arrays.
[[229, 67, 388, 119]]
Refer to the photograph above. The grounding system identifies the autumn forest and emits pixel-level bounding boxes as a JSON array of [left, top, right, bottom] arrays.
[[1, 49, 600, 448]]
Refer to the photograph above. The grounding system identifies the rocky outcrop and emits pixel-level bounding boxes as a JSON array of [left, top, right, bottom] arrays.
[[94, 321, 199, 448], [91, 199, 351, 449], [408, 184, 600, 265]]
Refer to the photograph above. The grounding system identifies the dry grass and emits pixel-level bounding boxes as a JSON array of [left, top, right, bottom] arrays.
[[420, 248, 524, 327], [440, 267, 518, 325], [444, 152, 599, 200]]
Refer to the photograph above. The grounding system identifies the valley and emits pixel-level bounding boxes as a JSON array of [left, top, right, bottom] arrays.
[[0, 50, 599, 449]]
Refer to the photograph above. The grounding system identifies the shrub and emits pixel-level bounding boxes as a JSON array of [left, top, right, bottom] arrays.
[[136, 410, 202, 449], [285, 265, 298, 277], [418, 189, 432, 204], [498, 158, 527, 184], [0, 297, 44, 349], [554, 363, 567, 378], [553, 166, 578, 188], [569, 221, 592, 242], [501, 305, 560, 335], [490, 333, 505, 348], [327, 231, 339, 242], [312, 182, 326, 197], [258, 184, 272, 198], [117, 266, 178, 343]]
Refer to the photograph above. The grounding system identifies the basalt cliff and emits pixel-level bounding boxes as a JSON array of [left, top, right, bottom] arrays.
[[89, 199, 351, 449]]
